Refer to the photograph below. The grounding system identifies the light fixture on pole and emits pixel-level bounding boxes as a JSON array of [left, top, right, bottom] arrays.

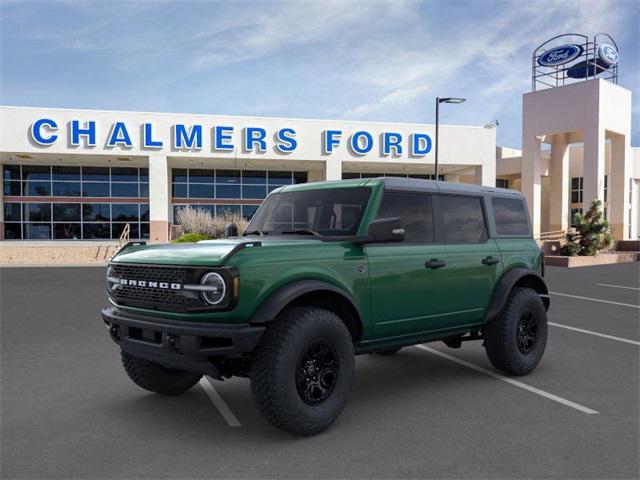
[[435, 97, 466, 180]]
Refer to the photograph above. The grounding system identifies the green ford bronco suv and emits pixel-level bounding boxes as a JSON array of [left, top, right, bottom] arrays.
[[102, 177, 549, 435]]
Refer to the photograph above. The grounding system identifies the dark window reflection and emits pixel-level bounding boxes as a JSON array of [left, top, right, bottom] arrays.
[[54, 223, 81, 239]]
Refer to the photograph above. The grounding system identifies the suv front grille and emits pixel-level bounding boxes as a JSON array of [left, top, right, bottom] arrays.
[[109, 264, 202, 312]]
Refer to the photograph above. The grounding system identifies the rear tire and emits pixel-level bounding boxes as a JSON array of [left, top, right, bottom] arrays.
[[250, 307, 355, 436], [121, 350, 202, 395], [483, 287, 548, 376]]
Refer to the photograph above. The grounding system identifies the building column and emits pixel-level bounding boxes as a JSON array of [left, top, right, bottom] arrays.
[[148, 153, 170, 243], [609, 134, 631, 240], [549, 134, 570, 232], [522, 135, 543, 236], [582, 126, 606, 211], [324, 159, 342, 181], [474, 162, 496, 187]]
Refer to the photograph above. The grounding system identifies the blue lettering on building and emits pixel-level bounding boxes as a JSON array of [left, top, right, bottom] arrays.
[[382, 132, 403, 156], [173, 124, 202, 150], [107, 122, 132, 148], [143, 123, 163, 148], [214, 126, 234, 151], [71, 120, 96, 147], [30, 118, 58, 145], [411, 133, 432, 156], [323, 130, 342, 154], [275, 128, 297, 153], [350, 131, 373, 155], [244, 127, 267, 152]]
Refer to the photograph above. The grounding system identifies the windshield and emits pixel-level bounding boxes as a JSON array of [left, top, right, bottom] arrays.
[[245, 187, 372, 237]]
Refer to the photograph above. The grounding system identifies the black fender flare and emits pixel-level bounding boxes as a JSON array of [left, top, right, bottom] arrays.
[[485, 268, 549, 322], [249, 280, 364, 336]]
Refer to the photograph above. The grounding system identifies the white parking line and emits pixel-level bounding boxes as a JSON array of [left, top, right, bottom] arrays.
[[596, 283, 640, 291], [550, 291, 640, 309], [414, 345, 599, 415], [549, 322, 640, 346], [199, 377, 241, 427]]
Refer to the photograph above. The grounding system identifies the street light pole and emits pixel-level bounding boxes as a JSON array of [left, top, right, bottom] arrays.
[[435, 97, 440, 181], [434, 96, 466, 180]]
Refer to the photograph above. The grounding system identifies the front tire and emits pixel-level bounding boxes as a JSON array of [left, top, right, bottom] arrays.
[[121, 350, 202, 395], [250, 307, 355, 436], [483, 287, 548, 376]]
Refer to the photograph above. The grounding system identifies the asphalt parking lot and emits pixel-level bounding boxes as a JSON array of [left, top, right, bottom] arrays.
[[1, 263, 638, 479]]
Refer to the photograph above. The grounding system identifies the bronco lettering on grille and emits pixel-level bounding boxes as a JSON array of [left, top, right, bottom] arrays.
[[119, 278, 182, 290]]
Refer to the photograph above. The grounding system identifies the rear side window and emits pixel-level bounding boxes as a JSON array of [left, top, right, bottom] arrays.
[[440, 195, 487, 243], [492, 197, 530, 235], [376, 191, 434, 243]]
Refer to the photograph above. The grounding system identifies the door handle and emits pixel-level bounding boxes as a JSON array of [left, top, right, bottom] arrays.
[[425, 259, 447, 269], [482, 256, 500, 266]]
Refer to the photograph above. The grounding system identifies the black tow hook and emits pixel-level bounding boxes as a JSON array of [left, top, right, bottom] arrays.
[[166, 334, 179, 353], [108, 324, 121, 342]]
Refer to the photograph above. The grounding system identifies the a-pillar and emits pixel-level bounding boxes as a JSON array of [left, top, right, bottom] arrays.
[[609, 133, 631, 240], [522, 135, 543, 236], [324, 159, 342, 181], [474, 162, 496, 187], [549, 134, 570, 232], [148, 153, 171, 243], [582, 126, 606, 211]]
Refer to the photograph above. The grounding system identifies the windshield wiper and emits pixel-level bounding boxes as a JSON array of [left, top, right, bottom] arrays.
[[243, 229, 268, 236], [281, 228, 323, 238]]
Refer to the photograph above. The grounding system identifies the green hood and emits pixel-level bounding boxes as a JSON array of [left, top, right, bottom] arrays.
[[111, 237, 322, 266]]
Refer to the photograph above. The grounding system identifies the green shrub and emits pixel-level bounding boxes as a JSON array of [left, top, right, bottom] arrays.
[[172, 233, 214, 243], [560, 199, 613, 256]]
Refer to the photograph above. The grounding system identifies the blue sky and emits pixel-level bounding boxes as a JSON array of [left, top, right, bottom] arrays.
[[1, 0, 638, 148]]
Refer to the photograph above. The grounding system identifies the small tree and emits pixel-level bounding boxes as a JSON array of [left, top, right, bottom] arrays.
[[560, 199, 613, 256]]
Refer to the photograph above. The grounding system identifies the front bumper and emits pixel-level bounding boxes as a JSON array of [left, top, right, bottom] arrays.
[[102, 307, 265, 378]]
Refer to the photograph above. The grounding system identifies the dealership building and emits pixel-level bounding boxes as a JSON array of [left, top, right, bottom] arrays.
[[0, 107, 496, 243], [0, 34, 638, 244]]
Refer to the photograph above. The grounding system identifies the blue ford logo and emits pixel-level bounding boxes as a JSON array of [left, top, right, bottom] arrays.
[[598, 44, 618, 66], [538, 44, 583, 67]]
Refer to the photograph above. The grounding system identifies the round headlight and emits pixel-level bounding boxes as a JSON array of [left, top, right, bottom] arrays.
[[200, 272, 226, 305]]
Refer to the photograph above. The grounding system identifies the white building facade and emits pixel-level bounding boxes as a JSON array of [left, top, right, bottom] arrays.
[[0, 106, 496, 243]]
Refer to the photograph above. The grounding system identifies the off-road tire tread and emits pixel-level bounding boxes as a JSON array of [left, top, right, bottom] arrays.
[[484, 287, 547, 376], [121, 350, 202, 395], [250, 307, 354, 436]]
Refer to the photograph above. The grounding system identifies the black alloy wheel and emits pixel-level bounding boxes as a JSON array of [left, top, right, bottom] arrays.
[[516, 311, 537, 354], [296, 340, 339, 405]]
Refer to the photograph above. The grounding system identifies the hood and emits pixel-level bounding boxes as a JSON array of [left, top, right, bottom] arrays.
[[111, 237, 321, 266]]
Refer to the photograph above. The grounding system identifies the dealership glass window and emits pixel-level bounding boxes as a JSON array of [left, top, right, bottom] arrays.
[[496, 179, 509, 189], [3, 201, 149, 240], [2, 164, 147, 199], [172, 168, 306, 200], [570, 177, 583, 203]]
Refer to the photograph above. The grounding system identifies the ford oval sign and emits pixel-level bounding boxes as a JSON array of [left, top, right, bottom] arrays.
[[537, 44, 583, 67], [598, 44, 618, 66]]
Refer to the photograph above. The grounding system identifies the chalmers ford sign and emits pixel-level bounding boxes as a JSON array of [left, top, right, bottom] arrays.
[[29, 118, 434, 157]]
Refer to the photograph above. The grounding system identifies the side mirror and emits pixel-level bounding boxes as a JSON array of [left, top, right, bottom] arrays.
[[366, 217, 405, 243], [224, 222, 239, 238]]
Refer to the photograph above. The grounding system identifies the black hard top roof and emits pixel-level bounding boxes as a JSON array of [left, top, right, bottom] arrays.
[[379, 176, 523, 197]]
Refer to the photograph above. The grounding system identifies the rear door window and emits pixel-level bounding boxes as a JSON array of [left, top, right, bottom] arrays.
[[440, 195, 487, 243], [376, 191, 434, 243], [492, 197, 530, 235]]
